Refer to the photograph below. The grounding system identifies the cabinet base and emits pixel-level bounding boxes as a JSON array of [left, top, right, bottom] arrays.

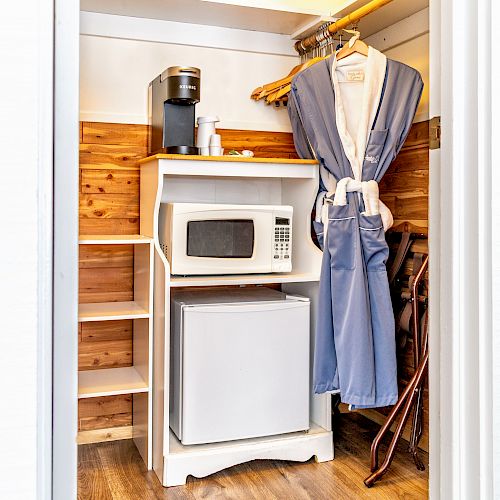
[[160, 424, 334, 487]]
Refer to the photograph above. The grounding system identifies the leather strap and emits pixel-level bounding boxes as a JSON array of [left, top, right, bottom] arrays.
[[399, 301, 413, 335], [409, 253, 424, 289], [388, 232, 412, 284], [395, 253, 426, 362]]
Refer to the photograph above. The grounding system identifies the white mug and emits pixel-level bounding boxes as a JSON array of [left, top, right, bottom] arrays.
[[196, 116, 220, 150], [209, 133, 221, 146], [209, 146, 223, 156]]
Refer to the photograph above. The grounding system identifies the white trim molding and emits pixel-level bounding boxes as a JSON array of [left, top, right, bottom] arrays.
[[80, 11, 298, 57], [53, 0, 80, 498], [432, 0, 496, 498], [491, 0, 500, 497]]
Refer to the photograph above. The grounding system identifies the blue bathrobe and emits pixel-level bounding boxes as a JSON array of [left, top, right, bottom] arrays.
[[288, 47, 423, 408]]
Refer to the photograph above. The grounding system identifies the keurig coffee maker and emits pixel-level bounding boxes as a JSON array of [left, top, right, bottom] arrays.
[[148, 66, 200, 155]]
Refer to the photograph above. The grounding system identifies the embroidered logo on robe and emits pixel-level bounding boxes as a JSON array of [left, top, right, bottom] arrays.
[[365, 155, 380, 164]]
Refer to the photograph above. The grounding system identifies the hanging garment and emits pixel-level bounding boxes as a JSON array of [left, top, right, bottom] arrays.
[[288, 47, 423, 408]]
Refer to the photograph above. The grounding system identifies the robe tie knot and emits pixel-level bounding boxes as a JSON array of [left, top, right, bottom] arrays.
[[321, 177, 393, 234]]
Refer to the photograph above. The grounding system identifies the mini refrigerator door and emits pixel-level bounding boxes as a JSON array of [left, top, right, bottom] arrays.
[[172, 295, 310, 445]]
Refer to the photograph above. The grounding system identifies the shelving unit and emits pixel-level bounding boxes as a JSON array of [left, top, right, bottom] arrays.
[[139, 155, 334, 487], [77, 234, 153, 468]]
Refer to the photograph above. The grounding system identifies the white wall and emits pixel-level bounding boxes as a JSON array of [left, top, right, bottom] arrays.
[[0, 1, 54, 499], [80, 10, 430, 131], [366, 8, 430, 122], [80, 15, 298, 131]]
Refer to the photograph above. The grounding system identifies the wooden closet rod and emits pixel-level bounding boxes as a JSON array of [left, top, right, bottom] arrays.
[[294, 0, 393, 54]]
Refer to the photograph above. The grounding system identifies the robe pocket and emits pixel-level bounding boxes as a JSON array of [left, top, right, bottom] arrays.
[[327, 205, 357, 270], [359, 213, 389, 271], [363, 129, 388, 172]]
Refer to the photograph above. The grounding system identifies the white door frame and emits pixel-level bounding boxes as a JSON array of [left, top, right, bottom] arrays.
[[429, 0, 497, 498], [52, 0, 80, 498], [50, 1, 500, 499]]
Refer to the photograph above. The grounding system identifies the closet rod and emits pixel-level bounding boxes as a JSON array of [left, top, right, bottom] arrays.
[[294, 0, 393, 54]]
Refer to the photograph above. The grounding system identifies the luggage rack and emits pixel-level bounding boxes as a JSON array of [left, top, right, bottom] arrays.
[[364, 225, 429, 487]]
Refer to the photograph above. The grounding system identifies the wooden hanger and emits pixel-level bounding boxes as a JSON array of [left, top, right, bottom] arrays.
[[251, 63, 302, 99], [252, 56, 328, 103], [266, 57, 329, 104], [336, 30, 369, 61]]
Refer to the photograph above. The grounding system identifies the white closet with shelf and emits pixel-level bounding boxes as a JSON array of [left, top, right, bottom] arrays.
[[139, 154, 334, 487], [77, 234, 154, 468]]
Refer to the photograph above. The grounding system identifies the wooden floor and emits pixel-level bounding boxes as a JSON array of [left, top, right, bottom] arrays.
[[78, 413, 428, 499]]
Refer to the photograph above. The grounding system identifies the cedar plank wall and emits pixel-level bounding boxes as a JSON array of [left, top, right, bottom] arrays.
[[78, 122, 298, 435], [78, 122, 429, 449]]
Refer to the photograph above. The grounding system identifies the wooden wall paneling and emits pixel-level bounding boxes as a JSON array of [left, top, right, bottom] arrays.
[[78, 395, 133, 436], [79, 413, 132, 431], [78, 290, 132, 305], [79, 218, 140, 236], [81, 122, 148, 147], [79, 193, 139, 220], [379, 169, 429, 195], [77, 426, 133, 445], [78, 338, 133, 370], [81, 320, 133, 343], [80, 144, 146, 171], [79, 267, 133, 303], [79, 245, 134, 269], [76, 122, 303, 434], [81, 169, 139, 194], [79, 394, 132, 418], [394, 194, 429, 220], [390, 148, 429, 173], [218, 128, 298, 159]]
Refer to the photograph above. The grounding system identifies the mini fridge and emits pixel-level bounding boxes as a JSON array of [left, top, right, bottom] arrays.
[[170, 288, 310, 445]]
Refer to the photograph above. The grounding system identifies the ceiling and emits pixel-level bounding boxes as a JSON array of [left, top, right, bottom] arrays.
[[80, 0, 429, 37]]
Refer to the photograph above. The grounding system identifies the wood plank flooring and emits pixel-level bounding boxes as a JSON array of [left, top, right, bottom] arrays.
[[78, 413, 428, 499]]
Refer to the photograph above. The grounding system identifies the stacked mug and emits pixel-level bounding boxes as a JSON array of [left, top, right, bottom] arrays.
[[196, 116, 223, 156]]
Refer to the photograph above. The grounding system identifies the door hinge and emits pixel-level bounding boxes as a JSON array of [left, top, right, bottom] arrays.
[[429, 116, 441, 150]]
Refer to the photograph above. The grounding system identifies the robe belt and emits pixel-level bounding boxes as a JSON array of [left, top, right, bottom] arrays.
[[320, 177, 394, 238]]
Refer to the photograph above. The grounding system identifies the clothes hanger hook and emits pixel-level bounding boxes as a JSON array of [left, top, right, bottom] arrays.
[[343, 27, 360, 48]]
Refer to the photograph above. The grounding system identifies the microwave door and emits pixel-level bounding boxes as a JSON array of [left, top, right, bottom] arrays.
[[173, 210, 273, 275]]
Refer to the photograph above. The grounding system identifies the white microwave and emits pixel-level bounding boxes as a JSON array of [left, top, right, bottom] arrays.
[[159, 203, 293, 275]]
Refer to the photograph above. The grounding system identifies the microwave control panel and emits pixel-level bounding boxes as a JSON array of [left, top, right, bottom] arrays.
[[272, 216, 292, 272]]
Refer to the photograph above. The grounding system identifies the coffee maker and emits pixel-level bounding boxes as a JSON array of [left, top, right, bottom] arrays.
[[148, 66, 200, 155]]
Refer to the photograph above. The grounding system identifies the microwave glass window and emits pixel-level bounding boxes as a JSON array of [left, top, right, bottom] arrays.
[[275, 217, 290, 225], [187, 220, 255, 258]]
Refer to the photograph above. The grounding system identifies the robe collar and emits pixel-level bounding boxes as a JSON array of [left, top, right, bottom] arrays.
[[330, 46, 387, 181]]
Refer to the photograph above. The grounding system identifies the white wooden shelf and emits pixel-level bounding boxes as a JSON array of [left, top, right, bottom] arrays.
[[170, 272, 320, 288], [80, 0, 338, 36], [78, 301, 150, 322], [79, 234, 152, 244], [139, 154, 318, 180], [78, 366, 149, 399]]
